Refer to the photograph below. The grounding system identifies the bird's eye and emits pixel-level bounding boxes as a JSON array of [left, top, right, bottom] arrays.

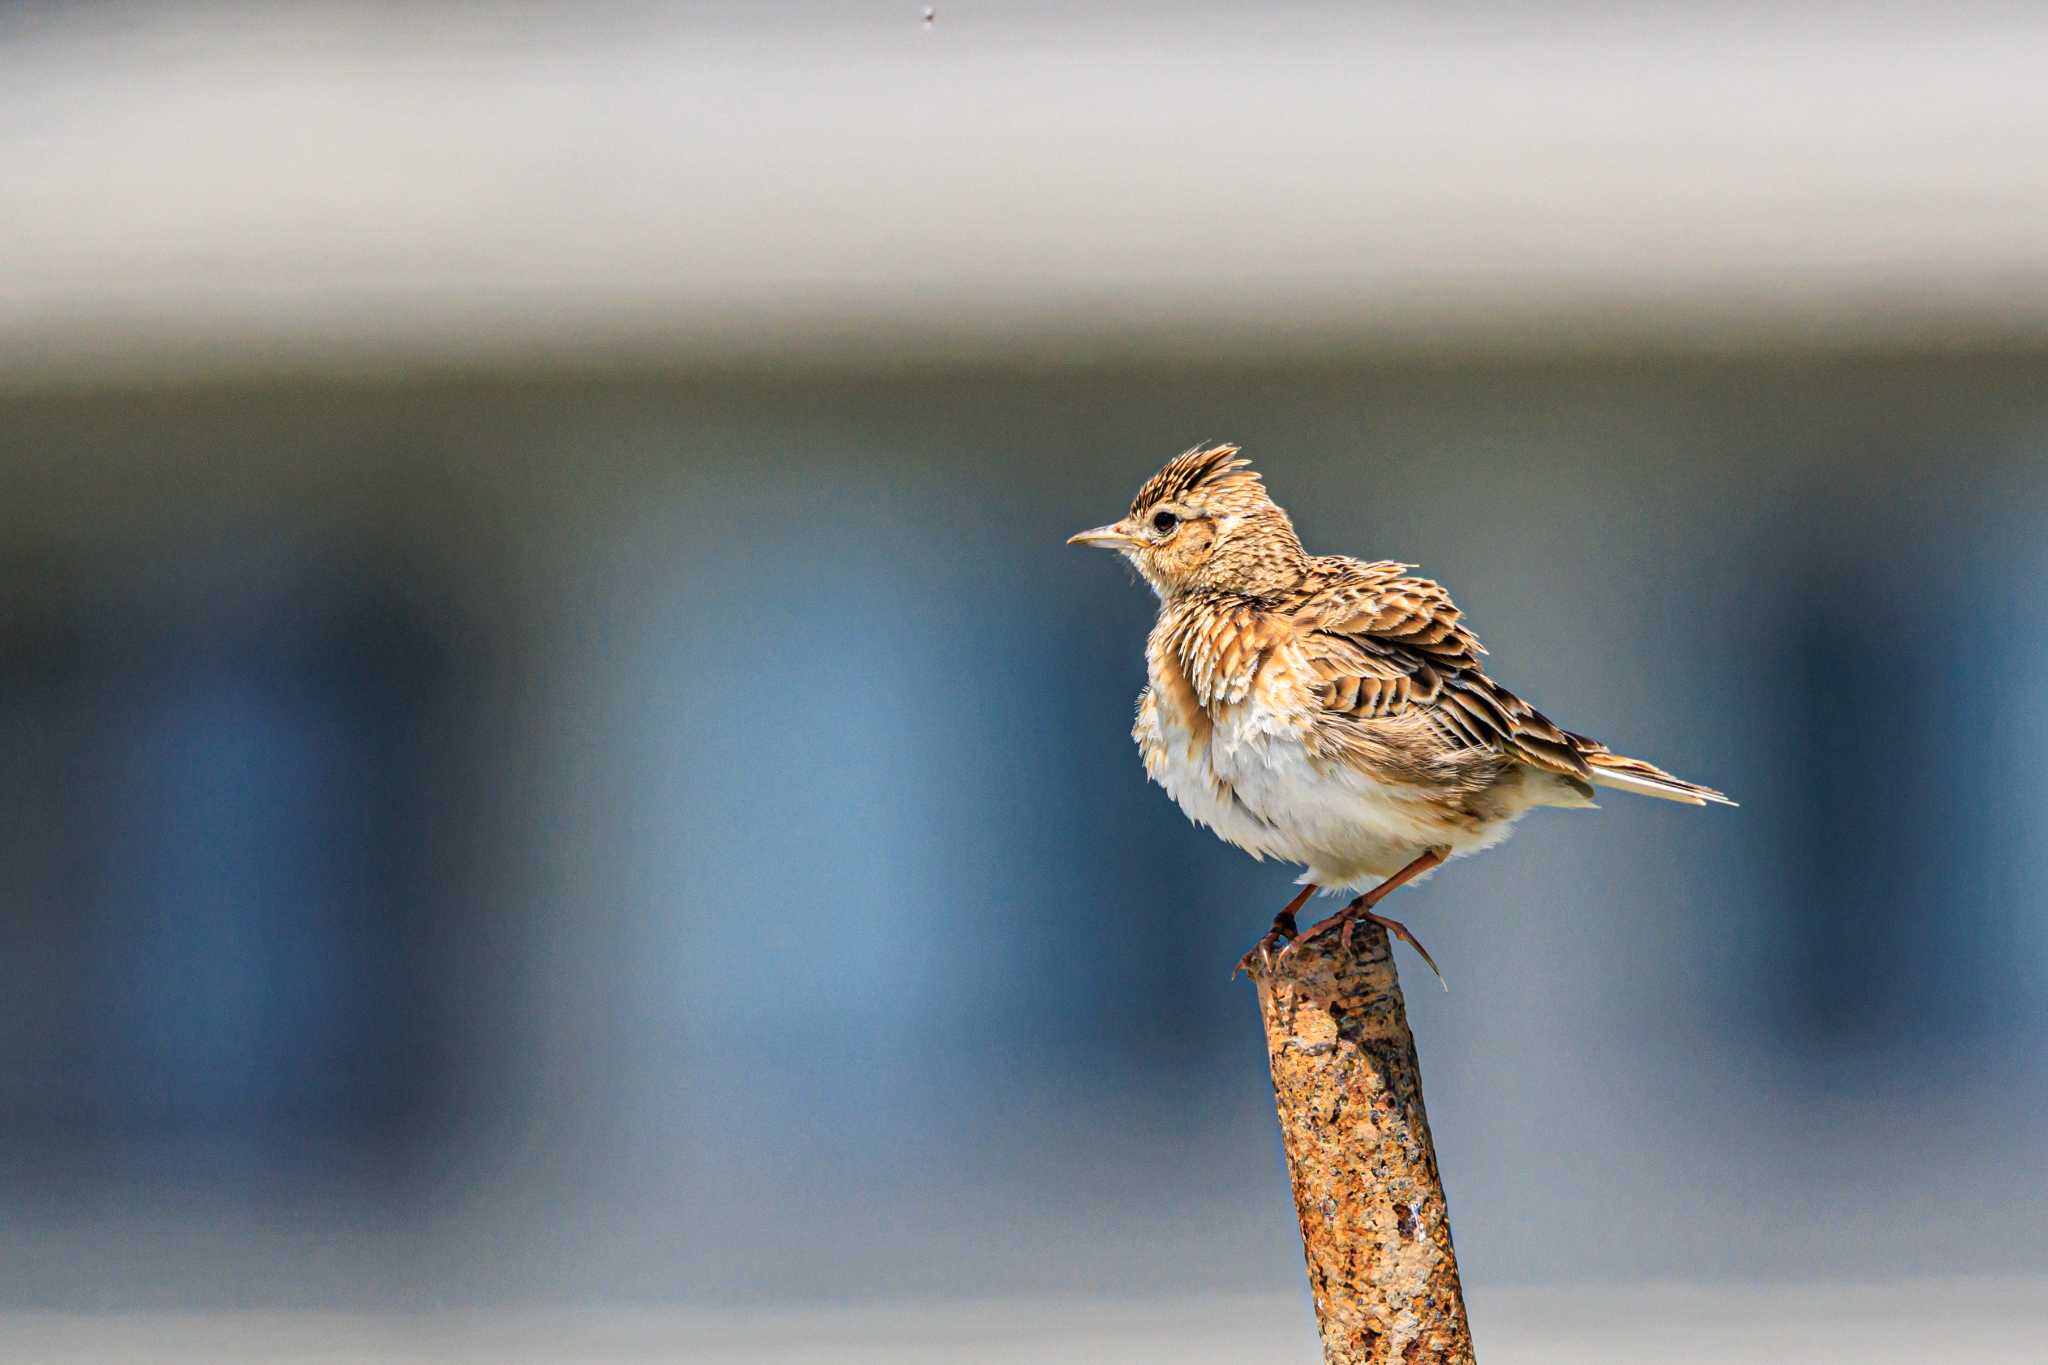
[[1151, 510, 1179, 534]]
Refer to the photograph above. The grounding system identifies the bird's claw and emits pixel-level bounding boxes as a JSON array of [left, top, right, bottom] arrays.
[[1279, 905, 1449, 991], [1232, 909, 1300, 979]]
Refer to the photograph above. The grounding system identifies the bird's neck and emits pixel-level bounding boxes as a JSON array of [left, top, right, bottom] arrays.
[[1184, 509, 1309, 599]]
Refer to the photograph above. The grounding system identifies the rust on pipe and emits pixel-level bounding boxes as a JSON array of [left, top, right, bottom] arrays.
[[1247, 920, 1475, 1364]]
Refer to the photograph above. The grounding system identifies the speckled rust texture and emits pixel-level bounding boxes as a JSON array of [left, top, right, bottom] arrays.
[[1250, 923, 1475, 1364]]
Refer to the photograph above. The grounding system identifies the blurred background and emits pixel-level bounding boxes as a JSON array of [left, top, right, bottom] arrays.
[[6, 2, 2048, 1360]]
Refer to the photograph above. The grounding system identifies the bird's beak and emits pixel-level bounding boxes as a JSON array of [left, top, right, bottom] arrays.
[[1067, 522, 1136, 549]]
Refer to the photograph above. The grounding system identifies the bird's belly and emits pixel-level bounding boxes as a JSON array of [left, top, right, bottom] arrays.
[[1144, 693, 1449, 888]]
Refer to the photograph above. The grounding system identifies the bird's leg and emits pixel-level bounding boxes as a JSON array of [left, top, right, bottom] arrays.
[[1286, 848, 1451, 990], [1233, 882, 1320, 977]]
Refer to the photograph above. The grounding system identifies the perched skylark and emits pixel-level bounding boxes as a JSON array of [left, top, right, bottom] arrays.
[[1069, 444, 1733, 981]]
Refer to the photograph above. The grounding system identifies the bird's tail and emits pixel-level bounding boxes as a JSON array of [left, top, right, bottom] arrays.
[[1566, 730, 1737, 807]]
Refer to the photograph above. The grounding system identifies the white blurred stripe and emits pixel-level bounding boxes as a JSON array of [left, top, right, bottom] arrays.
[[6, 4, 2048, 378], [3, 1278, 2045, 1362]]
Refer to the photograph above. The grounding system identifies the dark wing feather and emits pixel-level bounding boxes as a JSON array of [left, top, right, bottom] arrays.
[[1292, 557, 1595, 784]]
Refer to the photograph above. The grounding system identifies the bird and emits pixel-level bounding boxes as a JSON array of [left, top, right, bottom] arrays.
[[1067, 443, 1733, 983]]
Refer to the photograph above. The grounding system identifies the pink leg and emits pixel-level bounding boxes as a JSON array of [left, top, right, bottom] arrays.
[[1286, 849, 1450, 989], [1232, 882, 1320, 978]]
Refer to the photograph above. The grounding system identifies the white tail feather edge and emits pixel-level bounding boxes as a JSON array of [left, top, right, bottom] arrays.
[[1587, 767, 1739, 807]]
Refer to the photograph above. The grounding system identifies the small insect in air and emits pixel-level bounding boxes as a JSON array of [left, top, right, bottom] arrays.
[[922, 6, 936, 28]]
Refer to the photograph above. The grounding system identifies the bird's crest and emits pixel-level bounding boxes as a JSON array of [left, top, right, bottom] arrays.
[[1129, 443, 1262, 514]]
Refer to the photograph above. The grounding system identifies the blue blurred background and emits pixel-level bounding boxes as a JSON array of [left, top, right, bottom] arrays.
[[5, 3, 2047, 1359]]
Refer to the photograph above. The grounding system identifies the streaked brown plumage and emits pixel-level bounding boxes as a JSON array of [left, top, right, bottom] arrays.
[[1069, 444, 1733, 977]]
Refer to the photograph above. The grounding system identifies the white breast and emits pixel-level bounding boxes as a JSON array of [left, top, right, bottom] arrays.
[[1138, 684, 1471, 891]]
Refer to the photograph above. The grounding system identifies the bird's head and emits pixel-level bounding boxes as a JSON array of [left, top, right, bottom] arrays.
[[1068, 443, 1307, 598]]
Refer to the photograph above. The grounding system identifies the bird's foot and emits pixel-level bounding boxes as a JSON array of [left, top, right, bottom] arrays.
[[1285, 905, 1449, 991], [1232, 909, 1299, 979]]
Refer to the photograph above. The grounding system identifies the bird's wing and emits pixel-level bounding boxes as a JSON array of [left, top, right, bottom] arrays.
[[1290, 558, 1595, 783]]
